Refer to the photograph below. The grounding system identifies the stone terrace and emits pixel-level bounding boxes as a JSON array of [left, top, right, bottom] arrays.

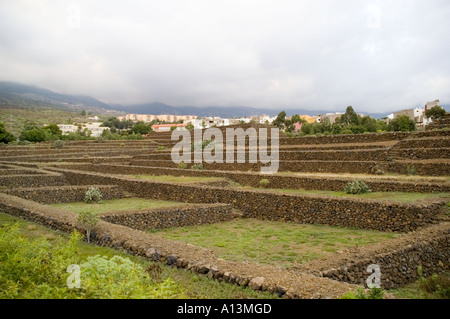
[[0, 126, 449, 298]]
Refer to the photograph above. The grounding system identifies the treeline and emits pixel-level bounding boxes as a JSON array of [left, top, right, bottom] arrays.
[[0, 116, 185, 144], [0, 119, 148, 144], [273, 106, 418, 136]]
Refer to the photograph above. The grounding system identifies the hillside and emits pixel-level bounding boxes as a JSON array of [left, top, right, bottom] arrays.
[[0, 81, 124, 116]]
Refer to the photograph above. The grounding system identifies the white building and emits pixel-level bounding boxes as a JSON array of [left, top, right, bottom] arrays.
[[185, 117, 232, 129], [387, 108, 426, 126], [251, 115, 276, 124], [57, 122, 109, 137]]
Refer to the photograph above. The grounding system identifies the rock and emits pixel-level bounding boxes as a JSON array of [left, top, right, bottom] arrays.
[[249, 277, 265, 290], [166, 255, 178, 266], [238, 277, 250, 287], [195, 263, 210, 274], [275, 285, 287, 296], [145, 248, 160, 261]]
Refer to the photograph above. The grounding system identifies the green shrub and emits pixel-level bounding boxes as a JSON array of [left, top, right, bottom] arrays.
[[0, 225, 81, 298], [387, 115, 416, 132], [191, 163, 204, 170], [341, 129, 353, 135], [0, 224, 183, 299], [417, 266, 450, 299], [407, 165, 416, 175], [259, 179, 270, 188], [0, 121, 15, 144], [178, 161, 188, 169], [84, 186, 102, 204], [344, 180, 371, 194], [53, 139, 64, 149], [340, 287, 384, 299], [78, 255, 184, 298]]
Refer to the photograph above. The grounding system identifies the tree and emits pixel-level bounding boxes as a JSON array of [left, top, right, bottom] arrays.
[[360, 116, 377, 132], [273, 111, 287, 129], [387, 115, 416, 132], [337, 106, 360, 126], [426, 105, 446, 120], [0, 122, 15, 144], [186, 123, 195, 131], [43, 124, 62, 137], [80, 110, 86, 116], [131, 121, 152, 135], [19, 127, 48, 143], [285, 114, 306, 132], [77, 211, 99, 243]]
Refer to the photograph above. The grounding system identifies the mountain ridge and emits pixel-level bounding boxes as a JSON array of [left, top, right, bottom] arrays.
[[2, 81, 446, 119]]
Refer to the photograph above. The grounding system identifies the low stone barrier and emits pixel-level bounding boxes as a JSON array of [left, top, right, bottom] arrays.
[[394, 137, 450, 149], [0, 168, 46, 175], [386, 160, 450, 176], [4, 185, 124, 204], [391, 148, 450, 160], [136, 148, 389, 162], [52, 163, 450, 193], [0, 171, 66, 188], [100, 203, 235, 230], [130, 159, 379, 174], [280, 132, 411, 145]]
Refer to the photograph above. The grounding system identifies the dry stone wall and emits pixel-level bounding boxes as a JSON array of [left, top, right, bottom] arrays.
[[0, 172, 66, 188], [54, 163, 450, 193], [386, 161, 450, 176], [130, 159, 380, 174], [100, 203, 234, 230], [4, 185, 124, 204]]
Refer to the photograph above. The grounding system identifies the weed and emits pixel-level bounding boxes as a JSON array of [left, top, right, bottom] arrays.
[[191, 163, 204, 170], [84, 186, 102, 204], [344, 180, 371, 194], [178, 161, 188, 169], [259, 179, 270, 188]]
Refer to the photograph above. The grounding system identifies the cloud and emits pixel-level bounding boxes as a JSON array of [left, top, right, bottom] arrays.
[[0, 0, 449, 112]]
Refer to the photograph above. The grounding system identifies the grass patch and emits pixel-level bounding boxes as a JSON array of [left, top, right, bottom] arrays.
[[389, 272, 450, 299], [149, 218, 400, 269], [0, 212, 277, 299], [51, 197, 184, 214]]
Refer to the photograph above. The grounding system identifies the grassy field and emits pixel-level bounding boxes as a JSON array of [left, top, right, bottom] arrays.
[[51, 197, 184, 214], [149, 218, 400, 269], [0, 212, 278, 299]]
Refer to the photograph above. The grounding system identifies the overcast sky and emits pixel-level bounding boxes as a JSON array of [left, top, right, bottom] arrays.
[[0, 0, 449, 112]]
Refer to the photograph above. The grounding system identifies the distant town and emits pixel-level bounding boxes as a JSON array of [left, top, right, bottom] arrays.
[[55, 99, 443, 136]]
